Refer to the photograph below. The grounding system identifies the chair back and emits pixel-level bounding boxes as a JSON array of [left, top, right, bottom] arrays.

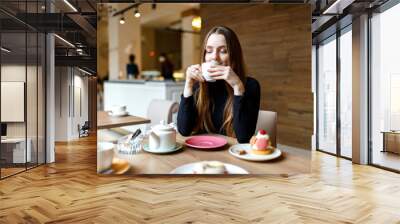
[[255, 110, 277, 147], [146, 99, 179, 127], [82, 121, 90, 129]]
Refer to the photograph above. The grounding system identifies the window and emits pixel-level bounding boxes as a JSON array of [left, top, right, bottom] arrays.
[[316, 25, 353, 159], [370, 2, 400, 171], [0, 0, 47, 179], [317, 35, 337, 154], [340, 27, 352, 158]]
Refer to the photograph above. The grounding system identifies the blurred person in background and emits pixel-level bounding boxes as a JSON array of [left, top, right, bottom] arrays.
[[127, 54, 140, 79], [159, 53, 175, 81]]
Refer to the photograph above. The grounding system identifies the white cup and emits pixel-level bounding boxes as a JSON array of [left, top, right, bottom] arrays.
[[97, 142, 114, 172], [201, 61, 219, 82], [111, 105, 126, 115]]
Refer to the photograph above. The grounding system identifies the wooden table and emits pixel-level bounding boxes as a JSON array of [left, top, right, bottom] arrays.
[[97, 111, 150, 130], [115, 134, 311, 175]]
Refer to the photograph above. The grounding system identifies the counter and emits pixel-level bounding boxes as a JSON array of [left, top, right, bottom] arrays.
[[103, 80, 185, 126]]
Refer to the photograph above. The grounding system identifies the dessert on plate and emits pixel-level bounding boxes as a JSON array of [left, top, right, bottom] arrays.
[[193, 161, 227, 174], [249, 129, 274, 155]]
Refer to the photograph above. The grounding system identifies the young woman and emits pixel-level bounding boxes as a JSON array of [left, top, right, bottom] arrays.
[[177, 26, 260, 143]]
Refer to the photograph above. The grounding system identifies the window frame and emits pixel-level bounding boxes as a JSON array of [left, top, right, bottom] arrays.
[[315, 24, 353, 161]]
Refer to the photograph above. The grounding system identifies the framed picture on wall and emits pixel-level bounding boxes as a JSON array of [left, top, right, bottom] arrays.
[[1, 81, 25, 122]]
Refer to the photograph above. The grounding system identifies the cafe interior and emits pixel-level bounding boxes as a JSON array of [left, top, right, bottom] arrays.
[[1, 0, 400, 222], [96, 3, 314, 175]]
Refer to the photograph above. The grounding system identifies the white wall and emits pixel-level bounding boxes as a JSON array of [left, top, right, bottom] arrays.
[[1, 65, 27, 131], [1, 64, 46, 164], [72, 74, 89, 138], [54, 67, 89, 141], [55, 67, 68, 141], [1, 65, 38, 138]]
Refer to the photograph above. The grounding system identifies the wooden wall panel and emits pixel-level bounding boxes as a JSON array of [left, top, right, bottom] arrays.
[[97, 5, 109, 80], [201, 4, 313, 149]]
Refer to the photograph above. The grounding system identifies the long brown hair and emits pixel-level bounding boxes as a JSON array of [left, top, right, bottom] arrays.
[[193, 26, 246, 137]]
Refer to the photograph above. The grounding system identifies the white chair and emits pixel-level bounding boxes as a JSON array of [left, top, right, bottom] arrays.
[[146, 99, 179, 127], [255, 110, 277, 147]]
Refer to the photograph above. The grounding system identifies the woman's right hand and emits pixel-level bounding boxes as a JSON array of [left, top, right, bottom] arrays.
[[184, 64, 204, 97]]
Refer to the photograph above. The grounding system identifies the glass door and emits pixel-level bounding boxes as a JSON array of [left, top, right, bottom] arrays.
[[0, 0, 47, 179], [1, 30, 28, 178], [317, 35, 337, 155]]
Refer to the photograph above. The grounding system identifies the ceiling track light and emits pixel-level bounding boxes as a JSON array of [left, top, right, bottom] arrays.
[[322, 0, 355, 15], [54, 34, 75, 48], [78, 67, 93, 76], [120, 16, 125, 24], [63, 0, 78, 12], [192, 16, 201, 31], [1, 47, 11, 53], [134, 8, 141, 18]]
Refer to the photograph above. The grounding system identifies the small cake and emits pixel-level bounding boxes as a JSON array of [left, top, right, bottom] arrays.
[[249, 129, 274, 155], [194, 161, 227, 174]]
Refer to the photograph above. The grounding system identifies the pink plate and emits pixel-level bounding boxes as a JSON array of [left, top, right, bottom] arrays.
[[185, 135, 228, 149]]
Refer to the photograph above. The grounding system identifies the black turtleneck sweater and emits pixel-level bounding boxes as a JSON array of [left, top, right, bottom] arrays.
[[177, 77, 260, 143]]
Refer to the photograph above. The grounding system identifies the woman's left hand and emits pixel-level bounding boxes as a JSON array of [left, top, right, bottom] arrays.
[[207, 65, 245, 95]]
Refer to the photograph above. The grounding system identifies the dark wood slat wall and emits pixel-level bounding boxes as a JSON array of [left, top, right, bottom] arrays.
[[201, 4, 313, 149]]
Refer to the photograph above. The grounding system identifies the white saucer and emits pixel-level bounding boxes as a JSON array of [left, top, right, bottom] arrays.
[[229, 144, 282, 161], [143, 143, 183, 154], [108, 111, 129, 117], [170, 161, 249, 174]]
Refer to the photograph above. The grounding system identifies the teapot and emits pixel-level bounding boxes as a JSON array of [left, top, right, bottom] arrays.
[[148, 120, 176, 151]]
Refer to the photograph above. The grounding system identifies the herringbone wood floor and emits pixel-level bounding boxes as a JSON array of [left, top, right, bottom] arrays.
[[1, 135, 399, 223]]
